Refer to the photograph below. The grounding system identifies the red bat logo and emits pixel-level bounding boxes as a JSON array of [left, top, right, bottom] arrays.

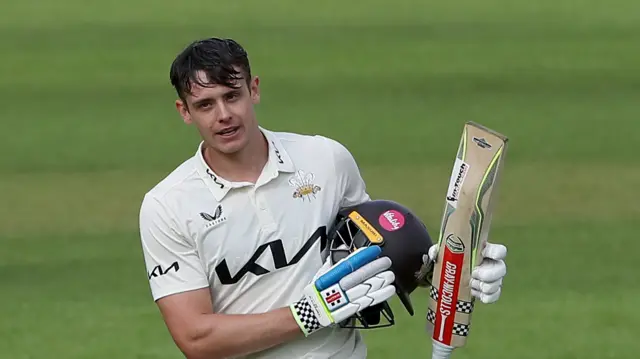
[[433, 234, 465, 345]]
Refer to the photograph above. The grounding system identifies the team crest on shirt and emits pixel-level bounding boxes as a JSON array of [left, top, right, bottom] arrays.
[[200, 204, 227, 229], [289, 170, 322, 202]]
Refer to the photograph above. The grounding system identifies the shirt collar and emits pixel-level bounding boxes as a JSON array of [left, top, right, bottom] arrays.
[[195, 127, 296, 201], [261, 127, 296, 174]]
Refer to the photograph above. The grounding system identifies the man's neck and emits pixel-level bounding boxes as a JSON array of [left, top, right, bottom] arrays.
[[203, 129, 269, 184]]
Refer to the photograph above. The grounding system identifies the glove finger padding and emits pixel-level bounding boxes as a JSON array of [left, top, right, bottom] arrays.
[[471, 258, 506, 283], [345, 270, 395, 298], [291, 246, 397, 336], [482, 242, 507, 260], [472, 287, 502, 304], [339, 257, 392, 290], [332, 279, 395, 323], [323, 259, 394, 323], [470, 277, 502, 295]]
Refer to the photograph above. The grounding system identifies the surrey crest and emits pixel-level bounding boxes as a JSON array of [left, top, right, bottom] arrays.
[[289, 170, 321, 201]]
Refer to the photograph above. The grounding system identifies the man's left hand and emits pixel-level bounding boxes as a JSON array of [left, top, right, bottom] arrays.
[[422, 242, 507, 304]]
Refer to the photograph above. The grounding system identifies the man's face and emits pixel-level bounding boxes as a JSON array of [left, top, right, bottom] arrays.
[[176, 69, 261, 155]]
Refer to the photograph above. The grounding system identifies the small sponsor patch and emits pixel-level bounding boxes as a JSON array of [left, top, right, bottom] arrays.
[[472, 137, 492, 149], [321, 284, 348, 310], [445, 234, 466, 253], [348, 211, 383, 244], [446, 158, 470, 208], [378, 210, 405, 231], [200, 204, 227, 229]]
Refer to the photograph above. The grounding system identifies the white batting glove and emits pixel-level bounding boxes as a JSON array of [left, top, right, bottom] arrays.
[[424, 242, 507, 304], [289, 245, 396, 336]]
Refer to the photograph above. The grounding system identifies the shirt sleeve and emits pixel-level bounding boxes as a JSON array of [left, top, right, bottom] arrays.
[[325, 137, 371, 208], [139, 194, 210, 301]]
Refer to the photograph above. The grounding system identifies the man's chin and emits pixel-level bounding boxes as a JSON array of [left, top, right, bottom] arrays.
[[212, 138, 247, 156]]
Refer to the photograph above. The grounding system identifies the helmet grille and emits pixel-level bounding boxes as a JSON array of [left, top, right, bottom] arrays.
[[329, 216, 374, 264]]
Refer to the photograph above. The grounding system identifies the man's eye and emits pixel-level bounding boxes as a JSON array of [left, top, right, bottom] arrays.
[[199, 103, 212, 109]]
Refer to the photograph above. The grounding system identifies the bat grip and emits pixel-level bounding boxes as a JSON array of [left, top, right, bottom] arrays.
[[431, 340, 454, 359]]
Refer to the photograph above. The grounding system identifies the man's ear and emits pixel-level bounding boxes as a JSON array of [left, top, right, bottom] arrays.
[[176, 99, 192, 124], [250, 76, 260, 104]]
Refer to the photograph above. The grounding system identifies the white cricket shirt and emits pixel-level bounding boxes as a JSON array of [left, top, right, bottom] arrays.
[[139, 127, 371, 359]]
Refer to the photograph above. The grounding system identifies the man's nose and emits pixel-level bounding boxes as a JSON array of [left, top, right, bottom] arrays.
[[217, 102, 232, 121]]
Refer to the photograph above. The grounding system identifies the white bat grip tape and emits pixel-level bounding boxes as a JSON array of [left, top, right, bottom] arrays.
[[431, 340, 454, 359]]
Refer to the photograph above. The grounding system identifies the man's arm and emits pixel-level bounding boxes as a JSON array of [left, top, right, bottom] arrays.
[[156, 288, 303, 359], [139, 195, 303, 359]]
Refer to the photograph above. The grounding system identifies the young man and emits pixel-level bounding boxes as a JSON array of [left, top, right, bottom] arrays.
[[138, 38, 508, 359]]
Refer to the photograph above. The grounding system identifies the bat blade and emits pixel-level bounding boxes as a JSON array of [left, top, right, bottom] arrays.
[[427, 121, 509, 358]]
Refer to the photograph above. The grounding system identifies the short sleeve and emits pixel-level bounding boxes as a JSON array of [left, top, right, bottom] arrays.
[[325, 137, 371, 208], [139, 194, 210, 301]]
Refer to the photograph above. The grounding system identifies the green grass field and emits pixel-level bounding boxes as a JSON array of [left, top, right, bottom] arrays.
[[2, 0, 639, 358]]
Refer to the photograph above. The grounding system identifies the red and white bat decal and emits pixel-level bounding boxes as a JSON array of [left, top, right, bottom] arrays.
[[433, 234, 465, 345]]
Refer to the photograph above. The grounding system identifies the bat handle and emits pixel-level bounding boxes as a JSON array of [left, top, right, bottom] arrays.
[[431, 340, 454, 359]]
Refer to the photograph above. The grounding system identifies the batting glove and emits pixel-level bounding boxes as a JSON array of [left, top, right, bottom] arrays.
[[422, 242, 507, 304], [289, 245, 396, 336]]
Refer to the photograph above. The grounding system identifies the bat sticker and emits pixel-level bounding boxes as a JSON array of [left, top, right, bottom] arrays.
[[445, 234, 465, 253], [472, 137, 492, 149]]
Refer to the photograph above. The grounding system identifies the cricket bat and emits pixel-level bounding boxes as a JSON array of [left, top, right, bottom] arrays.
[[426, 121, 509, 359]]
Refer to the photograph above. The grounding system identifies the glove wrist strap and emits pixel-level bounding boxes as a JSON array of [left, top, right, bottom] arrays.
[[290, 297, 322, 337]]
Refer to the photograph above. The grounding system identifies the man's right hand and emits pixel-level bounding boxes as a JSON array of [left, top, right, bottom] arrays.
[[289, 245, 396, 336]]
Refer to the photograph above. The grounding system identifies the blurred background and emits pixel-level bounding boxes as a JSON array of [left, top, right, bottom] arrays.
[[1, 0, 639, 358]]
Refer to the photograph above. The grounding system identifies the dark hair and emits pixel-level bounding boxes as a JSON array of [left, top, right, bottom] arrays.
[[169, 37, 252, 102]]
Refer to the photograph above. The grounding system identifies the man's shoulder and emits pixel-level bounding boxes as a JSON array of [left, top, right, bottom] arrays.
[[268, 129, 322, 145], [267, 129, 349, 159], [143, 156, 201, 202]]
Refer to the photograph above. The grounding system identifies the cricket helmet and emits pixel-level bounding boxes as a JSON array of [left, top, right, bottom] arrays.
[[326, 199, 434, 329]]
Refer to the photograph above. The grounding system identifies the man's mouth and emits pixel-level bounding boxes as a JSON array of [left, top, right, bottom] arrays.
[[217, 126, 239, 137]]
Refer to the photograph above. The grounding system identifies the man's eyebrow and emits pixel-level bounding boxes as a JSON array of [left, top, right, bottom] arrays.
[[191, 88, 241, 106], [223, 88, 241, 95]]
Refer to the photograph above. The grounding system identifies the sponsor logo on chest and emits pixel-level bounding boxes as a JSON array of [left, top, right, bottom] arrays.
[[200, 204, 227, 229]]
